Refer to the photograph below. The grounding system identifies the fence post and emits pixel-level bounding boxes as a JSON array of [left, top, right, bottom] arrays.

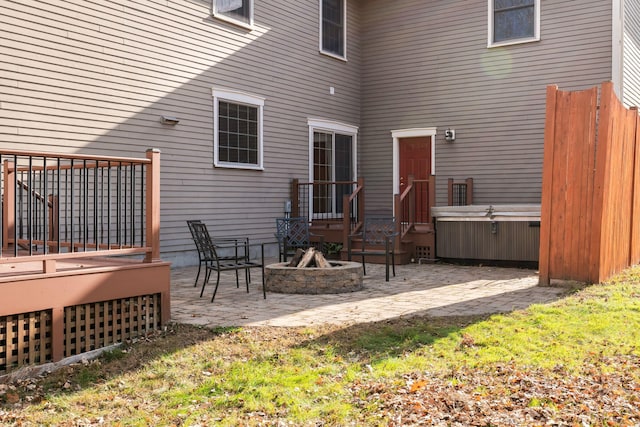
[[631, 110, 640, 265], [588, 83, 616, 284], [539, 85, 559, 286], [145, 149, 161, 263]]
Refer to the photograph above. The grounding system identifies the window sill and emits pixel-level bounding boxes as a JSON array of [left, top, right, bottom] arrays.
[[212, 13, 255, 31], [319, 50, 347, 62], [214, 162, 264, 171], [488, 36, 540, 48]]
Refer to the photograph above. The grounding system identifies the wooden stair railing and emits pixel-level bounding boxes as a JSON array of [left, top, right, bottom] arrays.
[[11, 178, 58, 251], [342, 177, 365, 248], [396, 175, 435, 240]]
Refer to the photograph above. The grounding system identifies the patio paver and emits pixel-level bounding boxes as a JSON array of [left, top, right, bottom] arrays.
[[169, 260, 570, 327]]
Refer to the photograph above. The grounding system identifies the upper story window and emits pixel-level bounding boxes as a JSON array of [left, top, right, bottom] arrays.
[[213, 0, 253, 28], [213, 88, 264, 170], [320, 0, 346, 60], [488, 0, 540, 47]]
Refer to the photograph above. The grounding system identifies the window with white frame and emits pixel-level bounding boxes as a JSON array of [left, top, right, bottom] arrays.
[[213, 0, 253, 27], [320, 0, 346, 59], [489, 0, 539, 47], [213, 89, 264, 170], [308, 119, 357, 216]]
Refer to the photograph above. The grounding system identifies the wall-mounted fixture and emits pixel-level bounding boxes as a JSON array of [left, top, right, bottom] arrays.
[[160, 115, 180, 125], [444, 128, 456, 142]]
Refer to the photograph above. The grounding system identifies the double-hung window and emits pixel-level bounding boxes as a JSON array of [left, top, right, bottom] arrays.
[[213, 88, 264, 170], [489, 0, 540, 47], [320, 0, 346, 59], [308, 119, 357, 217], [213, 0, 253, 28]]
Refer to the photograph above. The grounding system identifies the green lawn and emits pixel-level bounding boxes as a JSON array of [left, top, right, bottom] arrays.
[[2, 266, 640, 426]]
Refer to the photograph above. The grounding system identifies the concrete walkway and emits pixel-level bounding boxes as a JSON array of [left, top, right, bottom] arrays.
[[170, 260, 569, 327]]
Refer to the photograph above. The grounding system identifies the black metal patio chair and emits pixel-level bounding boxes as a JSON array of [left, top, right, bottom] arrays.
[[274, 217, 325, 262], [188, 221, 265, 302], [187, 220, 249, 288], [347, 217, 398, 282]]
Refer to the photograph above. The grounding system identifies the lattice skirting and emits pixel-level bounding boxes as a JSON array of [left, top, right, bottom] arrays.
[[1, 294, 161, 374], [0, 311, 52, 374]]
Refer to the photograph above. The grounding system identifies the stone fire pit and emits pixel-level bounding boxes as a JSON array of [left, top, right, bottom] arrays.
[[264, 260, 364, 294]]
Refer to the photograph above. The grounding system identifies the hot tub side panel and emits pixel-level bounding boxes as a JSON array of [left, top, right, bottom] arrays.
[[435, 220, 540, 262], [432, 205, 541, 263]]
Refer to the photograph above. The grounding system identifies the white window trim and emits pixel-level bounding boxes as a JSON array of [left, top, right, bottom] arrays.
[[307, 118, 358, 219], [319, 0, 348, 61], [612, 0, 623, 101], [212, 0, 254, 30], [212, 88, 265, 170], [487, 0, 540, 48]]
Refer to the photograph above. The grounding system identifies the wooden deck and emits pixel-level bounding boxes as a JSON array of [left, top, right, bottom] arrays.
[[1, 148, 170, 375]]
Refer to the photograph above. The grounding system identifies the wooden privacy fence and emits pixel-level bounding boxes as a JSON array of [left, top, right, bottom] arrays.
[[539, 82, 640, 285]]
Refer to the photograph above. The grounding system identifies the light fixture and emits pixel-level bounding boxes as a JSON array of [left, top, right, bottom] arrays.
[[444, 128, 456, 142], [160, 115, 180, 125]]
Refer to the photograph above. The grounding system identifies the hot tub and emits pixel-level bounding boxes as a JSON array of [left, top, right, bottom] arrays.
[[431, 204, 540, 263]]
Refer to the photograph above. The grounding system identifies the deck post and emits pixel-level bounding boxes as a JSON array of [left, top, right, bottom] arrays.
[[342, 193, 351, 249], [145, 149, 161, 263], [291, 179, 299, 218], [538, 85, 559, 286], [3, 160, 15, 251], [357, 177, 365, 222], [465, 178, 473, 205], [393, 193, 401, 250], [51, 307, 64, 362], [429, 175, 436, 221], [408, 175, 415, 225]]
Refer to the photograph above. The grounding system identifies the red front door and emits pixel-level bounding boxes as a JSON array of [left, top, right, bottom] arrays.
[[399, 137, 432, 223]]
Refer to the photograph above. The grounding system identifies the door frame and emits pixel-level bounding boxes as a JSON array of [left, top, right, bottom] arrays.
[[307, 118, 359, 219], [391, 128, 437, 196]]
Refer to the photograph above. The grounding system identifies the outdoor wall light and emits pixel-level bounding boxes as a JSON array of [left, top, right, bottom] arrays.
[[444, 128, 456, 142], [160, 115, 180, 125]]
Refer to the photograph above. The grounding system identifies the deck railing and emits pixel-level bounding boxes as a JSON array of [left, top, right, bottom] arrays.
[[447, 177, 474, 206], [1, 148, 161, 269], [291, 178, 364, 244]]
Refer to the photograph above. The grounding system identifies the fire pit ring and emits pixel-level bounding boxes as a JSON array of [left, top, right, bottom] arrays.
[[264, 261, 364, 294]]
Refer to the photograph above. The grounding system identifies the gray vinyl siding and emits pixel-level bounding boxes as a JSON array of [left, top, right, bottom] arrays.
[[359, 0, 612, 210], [623, 0, 640, 107], [1, 0, 362, 265]]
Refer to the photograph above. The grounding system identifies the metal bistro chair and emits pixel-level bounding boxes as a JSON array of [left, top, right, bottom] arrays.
[[348, 217, 398, 282], [189, 221, 265, 302], [187, 220, 249, 288], [275, 217, 325, 262]]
